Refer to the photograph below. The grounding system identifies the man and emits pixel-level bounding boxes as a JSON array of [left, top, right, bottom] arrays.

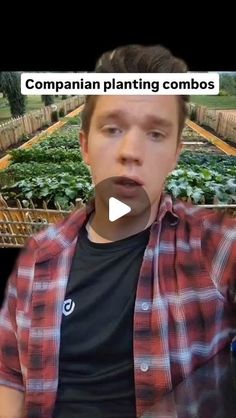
[[0, 44, 236, 418]]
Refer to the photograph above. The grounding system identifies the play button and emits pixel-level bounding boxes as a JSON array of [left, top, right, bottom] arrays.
[[109, 197, 131, 222], [87, 176, 151, 241]]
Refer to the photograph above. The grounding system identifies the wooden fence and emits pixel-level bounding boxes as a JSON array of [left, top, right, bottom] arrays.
[[0, 196, 83, 247], [188, 103, 236, 143], [0, 96, 84, 152]]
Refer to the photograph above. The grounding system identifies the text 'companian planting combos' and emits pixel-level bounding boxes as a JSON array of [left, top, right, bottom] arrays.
[[21, 73, 220, 95]]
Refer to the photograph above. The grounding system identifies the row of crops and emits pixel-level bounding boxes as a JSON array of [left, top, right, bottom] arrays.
[[0, 116, 235, 210]]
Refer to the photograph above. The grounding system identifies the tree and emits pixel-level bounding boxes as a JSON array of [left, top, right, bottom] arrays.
[[41, 95, 55, 106], [0, 72, 27, 117], [219, 73, 236, 95], [0, 73, 6, 97]]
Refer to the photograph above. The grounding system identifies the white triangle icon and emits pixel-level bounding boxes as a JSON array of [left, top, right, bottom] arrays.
[[109, 197, 131, 222]]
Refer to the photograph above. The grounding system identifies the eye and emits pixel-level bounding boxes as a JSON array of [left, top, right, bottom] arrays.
[[148, 131, 164, 142], [102, 125, 122, 136]]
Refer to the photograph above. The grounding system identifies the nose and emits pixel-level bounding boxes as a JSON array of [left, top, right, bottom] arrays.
[[117, 128, 145, 166]]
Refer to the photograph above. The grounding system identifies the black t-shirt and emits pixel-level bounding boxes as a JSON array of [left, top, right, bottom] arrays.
[[53, 223, 151, 418]]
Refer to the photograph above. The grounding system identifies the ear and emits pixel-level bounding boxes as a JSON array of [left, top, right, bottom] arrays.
[[168, 142, 182, 175], [172, 142, 182, 171], [176, 142, 183, 161], [79, 130, 90, 166]]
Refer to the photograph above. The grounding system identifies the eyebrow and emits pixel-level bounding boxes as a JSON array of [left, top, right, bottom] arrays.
[[96, 110, 173, 130]]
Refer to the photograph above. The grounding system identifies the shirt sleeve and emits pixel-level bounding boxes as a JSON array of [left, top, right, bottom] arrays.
[[0, 255, 25, 392], [201, 211, 236, 303]]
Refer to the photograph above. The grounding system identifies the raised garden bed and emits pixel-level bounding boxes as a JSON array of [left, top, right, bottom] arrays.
[[0, 123, 235, 210]]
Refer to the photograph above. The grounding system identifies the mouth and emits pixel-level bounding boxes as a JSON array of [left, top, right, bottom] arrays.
[[112, 176, 144, 198], [114, 176, 144, 187]]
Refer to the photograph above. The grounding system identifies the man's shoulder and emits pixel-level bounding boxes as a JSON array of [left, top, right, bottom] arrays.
[[171, 196, 236, 231], [21, 206, 88, 263]]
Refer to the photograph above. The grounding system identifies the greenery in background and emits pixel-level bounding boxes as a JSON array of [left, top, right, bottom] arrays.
[[41, 95, 54, 106], [9, 148, 82, 164], [219, 73, 236, 95], [179, 152, 236, 170], [190, 95, 236, 109], [0, 94, 80, 124], [5, 174, 94, 210], [34, 131, 80, 149], [0, 124, 235, 209], [65, 116, 81, 126], [166, 152, 236, 204], [51, 110, 59, 123], [59, 108, 65, 117], [0, 72, 26, 117], [167, 168, 236, 205], [0, 162, 90, 181], [191, 73, 236, 108]]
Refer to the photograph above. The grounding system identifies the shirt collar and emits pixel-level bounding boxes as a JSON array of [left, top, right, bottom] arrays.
[[34, 193, 179, 262], [155, 193, 179, 225], [85, 192, 179, 223]]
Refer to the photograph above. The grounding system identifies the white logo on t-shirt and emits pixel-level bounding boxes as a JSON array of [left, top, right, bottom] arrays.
[[63, 299, 75, 316]]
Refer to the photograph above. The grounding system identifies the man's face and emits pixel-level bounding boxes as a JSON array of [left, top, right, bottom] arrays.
[[80, 95, 181, 213]]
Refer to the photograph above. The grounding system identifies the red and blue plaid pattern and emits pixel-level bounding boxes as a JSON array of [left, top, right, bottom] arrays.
[[1, 194, 236, 417]]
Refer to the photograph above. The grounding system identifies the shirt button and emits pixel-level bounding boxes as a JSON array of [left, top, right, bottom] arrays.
[[146, 249, 153, 258], [142, 302, 149, 311], [170, 220, 178, 226], [140, 362, 149, 372]]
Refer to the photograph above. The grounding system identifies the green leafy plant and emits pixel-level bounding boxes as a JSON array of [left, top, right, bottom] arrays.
[[9, 148, 82, 164], [2, 174, 93, 210]]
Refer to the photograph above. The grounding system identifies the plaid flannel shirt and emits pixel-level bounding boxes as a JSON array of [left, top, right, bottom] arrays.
[[0, 193, 236, 418]]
